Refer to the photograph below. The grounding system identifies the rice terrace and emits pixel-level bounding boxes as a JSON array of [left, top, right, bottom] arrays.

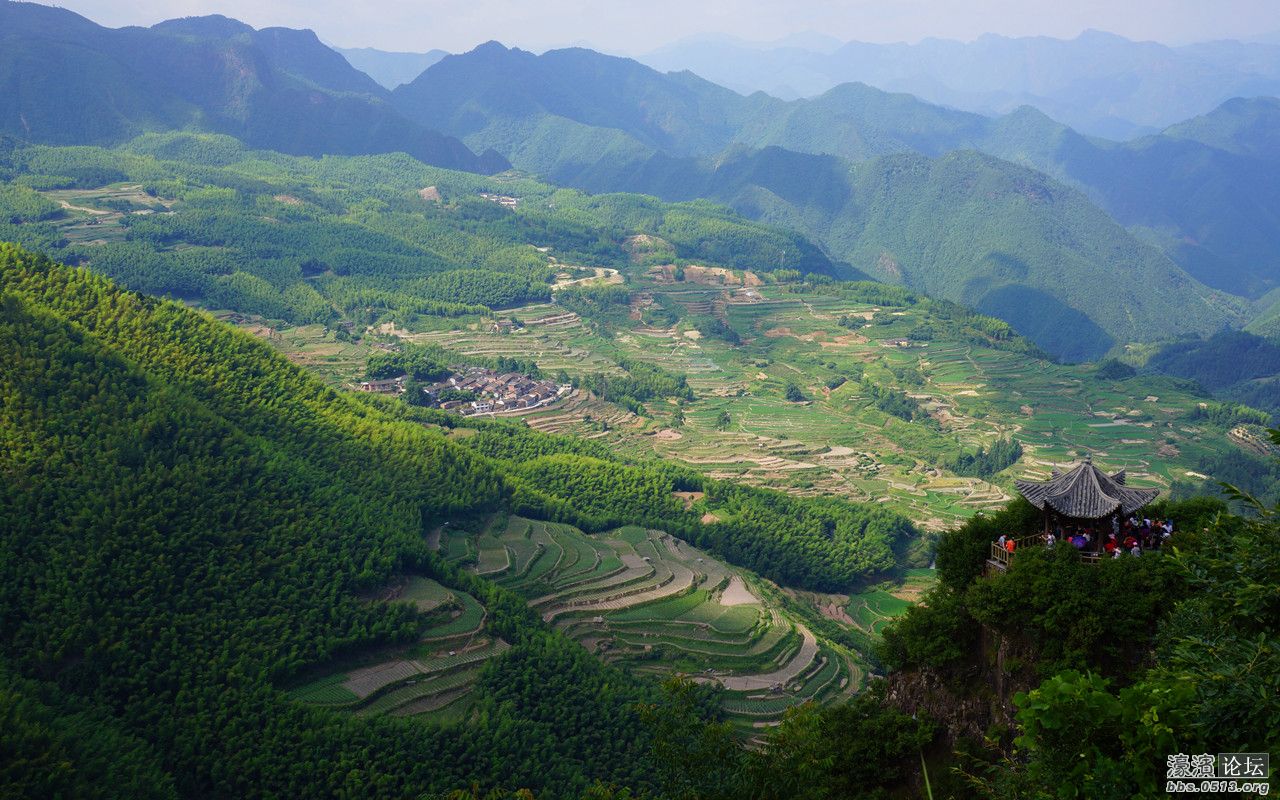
[[289, 515, 918, 732]]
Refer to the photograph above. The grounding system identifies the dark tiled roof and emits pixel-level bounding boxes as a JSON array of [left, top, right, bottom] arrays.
[[1015, 460, 1158, 519]]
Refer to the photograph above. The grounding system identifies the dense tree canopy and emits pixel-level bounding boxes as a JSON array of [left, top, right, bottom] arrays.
[[0, 245, 918, 796]]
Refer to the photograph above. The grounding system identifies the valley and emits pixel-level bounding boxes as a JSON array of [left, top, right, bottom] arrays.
[[256, 276, 1237, 533], [2, 3, 1278, 797]]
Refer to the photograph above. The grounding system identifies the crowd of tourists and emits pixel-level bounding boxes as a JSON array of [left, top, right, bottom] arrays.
[[997, 514, 1173, 558]]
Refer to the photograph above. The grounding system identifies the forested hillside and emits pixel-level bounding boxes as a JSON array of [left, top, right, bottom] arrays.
[[1140, 331, 1280, 433], [0, 244, 921, 796], [716, 91, 1280, 300], [628, 148, 1237, 361], [876, 488, 1279, 798], [0, 133, 844, 325], [393, 42, 768, 161]]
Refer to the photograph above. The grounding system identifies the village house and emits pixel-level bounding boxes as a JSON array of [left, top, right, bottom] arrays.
[[356, 376, 405, 394]]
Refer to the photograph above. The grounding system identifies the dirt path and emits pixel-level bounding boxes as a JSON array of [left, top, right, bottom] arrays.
[[552, 267, 622, 290], [58, 200, 113, 215]]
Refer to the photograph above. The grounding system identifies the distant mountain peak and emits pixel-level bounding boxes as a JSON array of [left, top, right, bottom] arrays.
[[1074, 28, 1133, 43], [470, 40, 515, 55], [152, 14, 255, 39]]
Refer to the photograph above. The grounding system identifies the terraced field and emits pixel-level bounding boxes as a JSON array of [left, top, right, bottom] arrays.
[[38, 184, 173, 246], [273, 275, 1244, 727], [288, 576, 501, 720], [454, 516, 868, 729], [325, 282, 1231, 532], [254, 272, 1244, 536], [291, 516, 874, 728]]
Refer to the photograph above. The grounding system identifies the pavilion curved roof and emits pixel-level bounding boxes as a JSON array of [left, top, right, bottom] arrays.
[[1014, 459, 1159, 519]]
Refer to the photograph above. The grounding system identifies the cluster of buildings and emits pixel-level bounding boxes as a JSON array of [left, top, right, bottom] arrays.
[[433, 368, 570, 415], [478, 192, 520, 208], [357, 368, 570, 416]]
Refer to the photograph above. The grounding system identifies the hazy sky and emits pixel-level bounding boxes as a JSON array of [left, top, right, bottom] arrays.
[[42, 0, 1280, 54]]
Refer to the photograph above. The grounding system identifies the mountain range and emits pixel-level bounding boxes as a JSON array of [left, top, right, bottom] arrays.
[[640, 29, 1280, 139], [387, 42, 1279, 358], [0, 2, 505, 173], [3, 4, 1279, 360]]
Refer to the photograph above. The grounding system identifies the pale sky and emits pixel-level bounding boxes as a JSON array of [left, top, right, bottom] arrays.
[[38, 0, 1280, 54]]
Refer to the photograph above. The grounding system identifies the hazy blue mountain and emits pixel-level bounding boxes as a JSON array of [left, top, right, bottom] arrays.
[[151, 15, 387, 96], [730, 81, 991, 159], [977, 102, 1280, 299], [333, 46, 449, 89], [391, 41, 1252, 358], [0, 4, 504, 173], [1161, 95, 1280, 160], [640, 30, 1280, 139], [393, 42, 772, 158], [641, 37, 839, 101], [746, 90, 1280, 298]]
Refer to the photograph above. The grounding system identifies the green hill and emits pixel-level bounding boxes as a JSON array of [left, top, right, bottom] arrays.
[[393, 42, 765, 160], [1162, 95, 1280, 161], [1248, 288, 1280, 336], [0, 243, 916, 796], [724, 93, 1280, 300], [621, 147, 1238, 360], [0, 3, 503, 173], [0, 133, 846, 326]]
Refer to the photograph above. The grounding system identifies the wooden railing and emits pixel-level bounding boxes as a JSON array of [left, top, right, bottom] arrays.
[[990, 541, 1013, 567], [990, 538, 1131, 568], [989, 535, 1044, 568]]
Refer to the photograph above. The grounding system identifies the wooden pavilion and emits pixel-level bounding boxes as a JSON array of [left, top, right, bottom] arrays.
[[994, 457, 1160, 566]]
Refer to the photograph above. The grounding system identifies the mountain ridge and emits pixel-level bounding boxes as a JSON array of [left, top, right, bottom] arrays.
[[639, 28, 1280, 138], [0, 2, 506, 173], [390, 42, 1252, 358]]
